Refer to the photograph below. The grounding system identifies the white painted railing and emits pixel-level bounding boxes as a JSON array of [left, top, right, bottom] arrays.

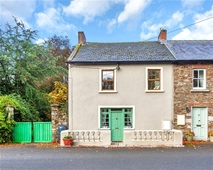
[[132, 130, 174, 141], [60, 130, 111, 146], [71, 131, 101, 142], [124, 129, 183, 147]]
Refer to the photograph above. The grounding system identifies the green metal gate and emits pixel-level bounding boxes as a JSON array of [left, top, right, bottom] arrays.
[[33, 122, 52, 142], [13, 122, 52, 143], [13, 122, 32, 143]]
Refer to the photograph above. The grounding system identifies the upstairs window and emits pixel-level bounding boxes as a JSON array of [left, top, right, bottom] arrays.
[[193, 69, 206, 89], [102, 70, 114, 90], [99, 69, 117, 93], [146, 67, 164, 92], [148, 69, 161, 90]]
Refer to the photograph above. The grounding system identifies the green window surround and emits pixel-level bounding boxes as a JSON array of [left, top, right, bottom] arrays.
[[100, 108, 133, 128]]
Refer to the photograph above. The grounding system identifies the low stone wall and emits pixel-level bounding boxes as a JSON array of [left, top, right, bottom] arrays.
[[60, 129, 183, 147], [60, 130, 111, 147], [123, 129, 183, 147]]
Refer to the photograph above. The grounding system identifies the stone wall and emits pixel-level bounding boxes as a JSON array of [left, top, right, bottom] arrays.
[[51, 104, 68, 142], [173, 63, 213, 135]]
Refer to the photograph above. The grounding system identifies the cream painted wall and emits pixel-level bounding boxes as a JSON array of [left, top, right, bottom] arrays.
[[68, 64, 173, 131]]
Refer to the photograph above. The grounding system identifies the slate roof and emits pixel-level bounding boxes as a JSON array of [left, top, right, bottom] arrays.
[[166, 40, 213, 60], [68, 40, 213, 63], [69, 41, 175, 63]]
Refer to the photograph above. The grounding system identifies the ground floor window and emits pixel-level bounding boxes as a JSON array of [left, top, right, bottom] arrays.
[[124, 108, 132, 128], [101, 108, 109, 128]]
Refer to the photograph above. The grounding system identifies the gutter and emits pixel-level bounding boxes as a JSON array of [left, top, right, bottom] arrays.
[[66, 59, 213, 65], [173, 59, 213, 64], [66, 60, 176, 65], [68, 64, 73, 130]]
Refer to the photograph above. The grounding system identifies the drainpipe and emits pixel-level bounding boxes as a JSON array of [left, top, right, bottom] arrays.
[[68, 64, 73, 130]]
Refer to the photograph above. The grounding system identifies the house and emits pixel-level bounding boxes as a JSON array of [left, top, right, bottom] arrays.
[[165, 40, 213, 141], [61, 30, 183, 147]]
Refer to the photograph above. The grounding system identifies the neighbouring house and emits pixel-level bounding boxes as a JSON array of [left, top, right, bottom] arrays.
[[61, 30, 183, 147], [165, 40, 213, 141]]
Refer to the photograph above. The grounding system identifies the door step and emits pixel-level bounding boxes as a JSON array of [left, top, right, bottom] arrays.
[[111, 142, 125, 147]]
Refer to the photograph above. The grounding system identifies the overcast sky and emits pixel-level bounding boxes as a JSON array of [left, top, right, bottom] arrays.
[[0, 0, 213, 45]]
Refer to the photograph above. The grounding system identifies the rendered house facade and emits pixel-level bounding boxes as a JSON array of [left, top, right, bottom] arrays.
[[61, 31, 183, 147]]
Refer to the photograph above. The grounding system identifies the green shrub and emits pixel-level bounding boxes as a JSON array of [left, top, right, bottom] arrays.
[[0, 103, 16, 143], [0, 94, 28, 143], [0, 94, 40, 122]]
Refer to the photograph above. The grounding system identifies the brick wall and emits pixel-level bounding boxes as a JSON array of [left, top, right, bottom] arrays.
[[173, 63, 213, 133]]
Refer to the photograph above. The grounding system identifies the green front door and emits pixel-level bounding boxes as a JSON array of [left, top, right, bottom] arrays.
[[111, 110, 124, 142]]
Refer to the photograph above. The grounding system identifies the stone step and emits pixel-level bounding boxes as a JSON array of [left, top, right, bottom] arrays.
[[111, 142, 125, 147]]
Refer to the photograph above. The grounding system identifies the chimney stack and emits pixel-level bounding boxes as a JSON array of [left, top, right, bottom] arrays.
[[158, 29, 167, 42], [78, 31, 86, 45]]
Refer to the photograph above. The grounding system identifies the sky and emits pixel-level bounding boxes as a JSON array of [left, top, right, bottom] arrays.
[[0, 0, 213, 46]]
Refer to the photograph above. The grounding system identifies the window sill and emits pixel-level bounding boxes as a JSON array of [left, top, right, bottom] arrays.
[[125, 126, 132, 129], [190, 89, 210, 93], [99, 128, 110, 130], [145, 90, 165, 93], [99, 90, 118, 94], [124, 128, 135, 130]]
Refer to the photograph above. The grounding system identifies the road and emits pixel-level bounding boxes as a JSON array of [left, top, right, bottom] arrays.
[[0, 144, 213, 170]]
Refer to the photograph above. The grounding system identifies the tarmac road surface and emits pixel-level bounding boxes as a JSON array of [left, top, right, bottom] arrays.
[[0, 144, 213, 170]]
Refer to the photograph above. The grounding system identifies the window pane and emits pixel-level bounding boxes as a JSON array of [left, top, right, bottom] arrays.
[[101, 108, 108, 112], [102, 82, 114, 90], [103, 71, 113, 80], [199, 79, 204, 87], [124, 108, 132, 112], [193, 79, 198, 87], [148, 81, 160, 90], [101, 114, 109, 127], [125, 114, 132, 127], [193, 70, 198, 78], [148, 70, 160, 79], [199, 70, 204, 78]]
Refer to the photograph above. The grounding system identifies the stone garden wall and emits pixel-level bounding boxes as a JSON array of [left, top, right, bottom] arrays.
[[173, 63, 213, 134], [51, 104, 68, 142]]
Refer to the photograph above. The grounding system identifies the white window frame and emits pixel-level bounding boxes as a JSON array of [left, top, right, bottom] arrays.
[[145, 67, 164, 92], [192, 69, 206, 90], [99, 69, 117, 93]]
